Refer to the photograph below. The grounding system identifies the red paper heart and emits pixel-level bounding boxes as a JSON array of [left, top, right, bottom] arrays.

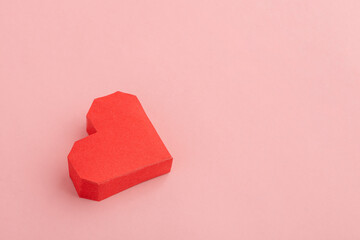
[[68, 92, 173, 201]]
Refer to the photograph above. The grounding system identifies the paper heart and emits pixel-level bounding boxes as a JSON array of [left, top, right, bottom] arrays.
[[68, 91, 173, 201]]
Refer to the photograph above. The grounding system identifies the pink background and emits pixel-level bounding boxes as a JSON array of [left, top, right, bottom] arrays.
[[1, 1, 360, 239]]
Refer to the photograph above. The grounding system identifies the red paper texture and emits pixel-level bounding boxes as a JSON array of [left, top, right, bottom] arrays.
[[68, 92, 173, 201]]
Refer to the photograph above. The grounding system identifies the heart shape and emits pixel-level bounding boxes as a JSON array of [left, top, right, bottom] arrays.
[[68, 91, 173, 201]]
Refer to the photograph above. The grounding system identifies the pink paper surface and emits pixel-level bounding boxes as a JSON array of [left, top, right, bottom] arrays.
[[1, 1, 360, 239]]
